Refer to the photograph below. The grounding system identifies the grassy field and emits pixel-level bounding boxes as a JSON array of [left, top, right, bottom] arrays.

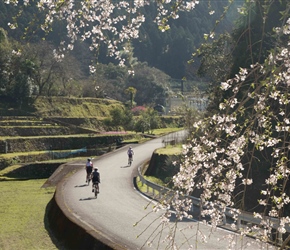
[[0, 127, 182, 249], [0, 172, 171, 250], [0, 179, 61, 250]]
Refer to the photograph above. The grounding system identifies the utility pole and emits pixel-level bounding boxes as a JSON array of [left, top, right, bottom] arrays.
[[181, 79, 184, 95]]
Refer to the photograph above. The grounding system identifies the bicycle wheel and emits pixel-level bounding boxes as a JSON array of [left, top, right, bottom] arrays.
[[94, 185, 98, 198]]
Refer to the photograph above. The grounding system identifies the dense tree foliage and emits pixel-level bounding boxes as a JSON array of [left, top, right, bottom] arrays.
[[0, 28, 35, 105], [88, 62, 171, 106], [1, 0, 205, 107], [0, 0, 237, 80], [134, 107, 161, 134], [197, 0, 289, 114], [0, 33, 173, 107], [133, 1, 238, 78], [127, 63, 171, 106]]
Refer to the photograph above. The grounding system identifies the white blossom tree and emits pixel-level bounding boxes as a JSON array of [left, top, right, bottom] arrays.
[[5, 0, 290, 248], [5, 0, 200, 73], [158, 10, 290, 249]]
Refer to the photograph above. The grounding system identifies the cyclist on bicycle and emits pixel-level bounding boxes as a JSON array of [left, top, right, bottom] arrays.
[[91, 167, 100, 193], [127, 146, 134, 165], [85, 158, 93, 183]]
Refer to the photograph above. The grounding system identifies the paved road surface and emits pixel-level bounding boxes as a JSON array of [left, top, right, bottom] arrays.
[[60, 132, 272, 249]]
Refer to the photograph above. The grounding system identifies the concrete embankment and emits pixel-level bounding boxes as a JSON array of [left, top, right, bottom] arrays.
[[46, 164, 126, 250]]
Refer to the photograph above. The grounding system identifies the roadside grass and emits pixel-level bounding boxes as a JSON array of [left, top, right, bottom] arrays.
[[136, 175, 165, 196], [156, 144, 183, 155], [152, 127, 183, 135], [0, 179, 61, 250]]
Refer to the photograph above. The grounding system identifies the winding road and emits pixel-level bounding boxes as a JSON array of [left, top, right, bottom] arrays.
[[58, 132, 272, 250]]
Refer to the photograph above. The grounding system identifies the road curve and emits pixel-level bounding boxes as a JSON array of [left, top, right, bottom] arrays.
[[58, 132, 272, 250]]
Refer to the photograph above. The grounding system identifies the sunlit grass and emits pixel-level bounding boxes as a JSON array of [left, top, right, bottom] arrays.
[[0, 179, 60, 250], [156, 144, 183, 155], [151, 127, 183, 135], [136, 175, 165, 196]]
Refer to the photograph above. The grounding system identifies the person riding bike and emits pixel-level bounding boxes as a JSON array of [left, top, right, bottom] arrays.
[[91, 167, 100, 193], [85, 158, 93, 183], [127, 146, 134, 165]]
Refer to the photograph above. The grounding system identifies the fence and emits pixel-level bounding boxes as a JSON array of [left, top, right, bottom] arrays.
[[137, 165, 290, 246], [162, 130, 189, 147], [47, 147, 87, 159]]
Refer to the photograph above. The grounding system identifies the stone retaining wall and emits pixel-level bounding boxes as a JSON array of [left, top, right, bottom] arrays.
[[0, 135, 135, 154]]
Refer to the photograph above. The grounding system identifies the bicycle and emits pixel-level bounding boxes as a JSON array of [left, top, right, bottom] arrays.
[[128, 156, 133, 166], [92, 182, 99, 198], [127, 147, 134, 166], [86, 173, 91, 185]]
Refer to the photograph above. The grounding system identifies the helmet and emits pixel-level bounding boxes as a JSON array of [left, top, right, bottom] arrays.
[[129, 146, 132, 149], [94, 168, 98, 171], [87, 158, 91, 161]]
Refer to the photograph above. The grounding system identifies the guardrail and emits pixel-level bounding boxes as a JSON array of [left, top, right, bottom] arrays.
[[137, 165, 290, 245]]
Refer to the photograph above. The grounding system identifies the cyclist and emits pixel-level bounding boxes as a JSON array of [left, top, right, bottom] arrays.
[[127, 146, 134, 165], [85, 158, 93, 183], [91, 167, 100, 193]]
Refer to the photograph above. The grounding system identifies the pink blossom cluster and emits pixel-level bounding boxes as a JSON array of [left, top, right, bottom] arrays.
[[131, 105, 146, 115], [102, 131, 128, 134]]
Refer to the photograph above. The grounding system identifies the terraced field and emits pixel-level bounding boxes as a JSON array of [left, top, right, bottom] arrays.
[[0, 97, 134, 174]]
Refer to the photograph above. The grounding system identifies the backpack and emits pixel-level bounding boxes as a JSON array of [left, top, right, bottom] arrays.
[[92, 171, 100, 182]]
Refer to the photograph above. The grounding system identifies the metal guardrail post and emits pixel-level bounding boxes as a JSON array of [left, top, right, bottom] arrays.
[[278, 232, 283, 246], [222, 213, 226, 225], [237, 218, 241, 230], [199, 199, 202, 219]]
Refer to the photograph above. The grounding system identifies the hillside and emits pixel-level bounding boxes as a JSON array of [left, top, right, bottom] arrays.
[[0, 96, 136, 170], [0, 96, 183, 166], [0, 96, 125, 131], [32, 96, 123, 118]]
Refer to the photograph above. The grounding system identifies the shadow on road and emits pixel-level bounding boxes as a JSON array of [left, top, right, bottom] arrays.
[[74, 184, 88, 188], [79, 197, 97, 201], [120, 165, 130, 168]]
